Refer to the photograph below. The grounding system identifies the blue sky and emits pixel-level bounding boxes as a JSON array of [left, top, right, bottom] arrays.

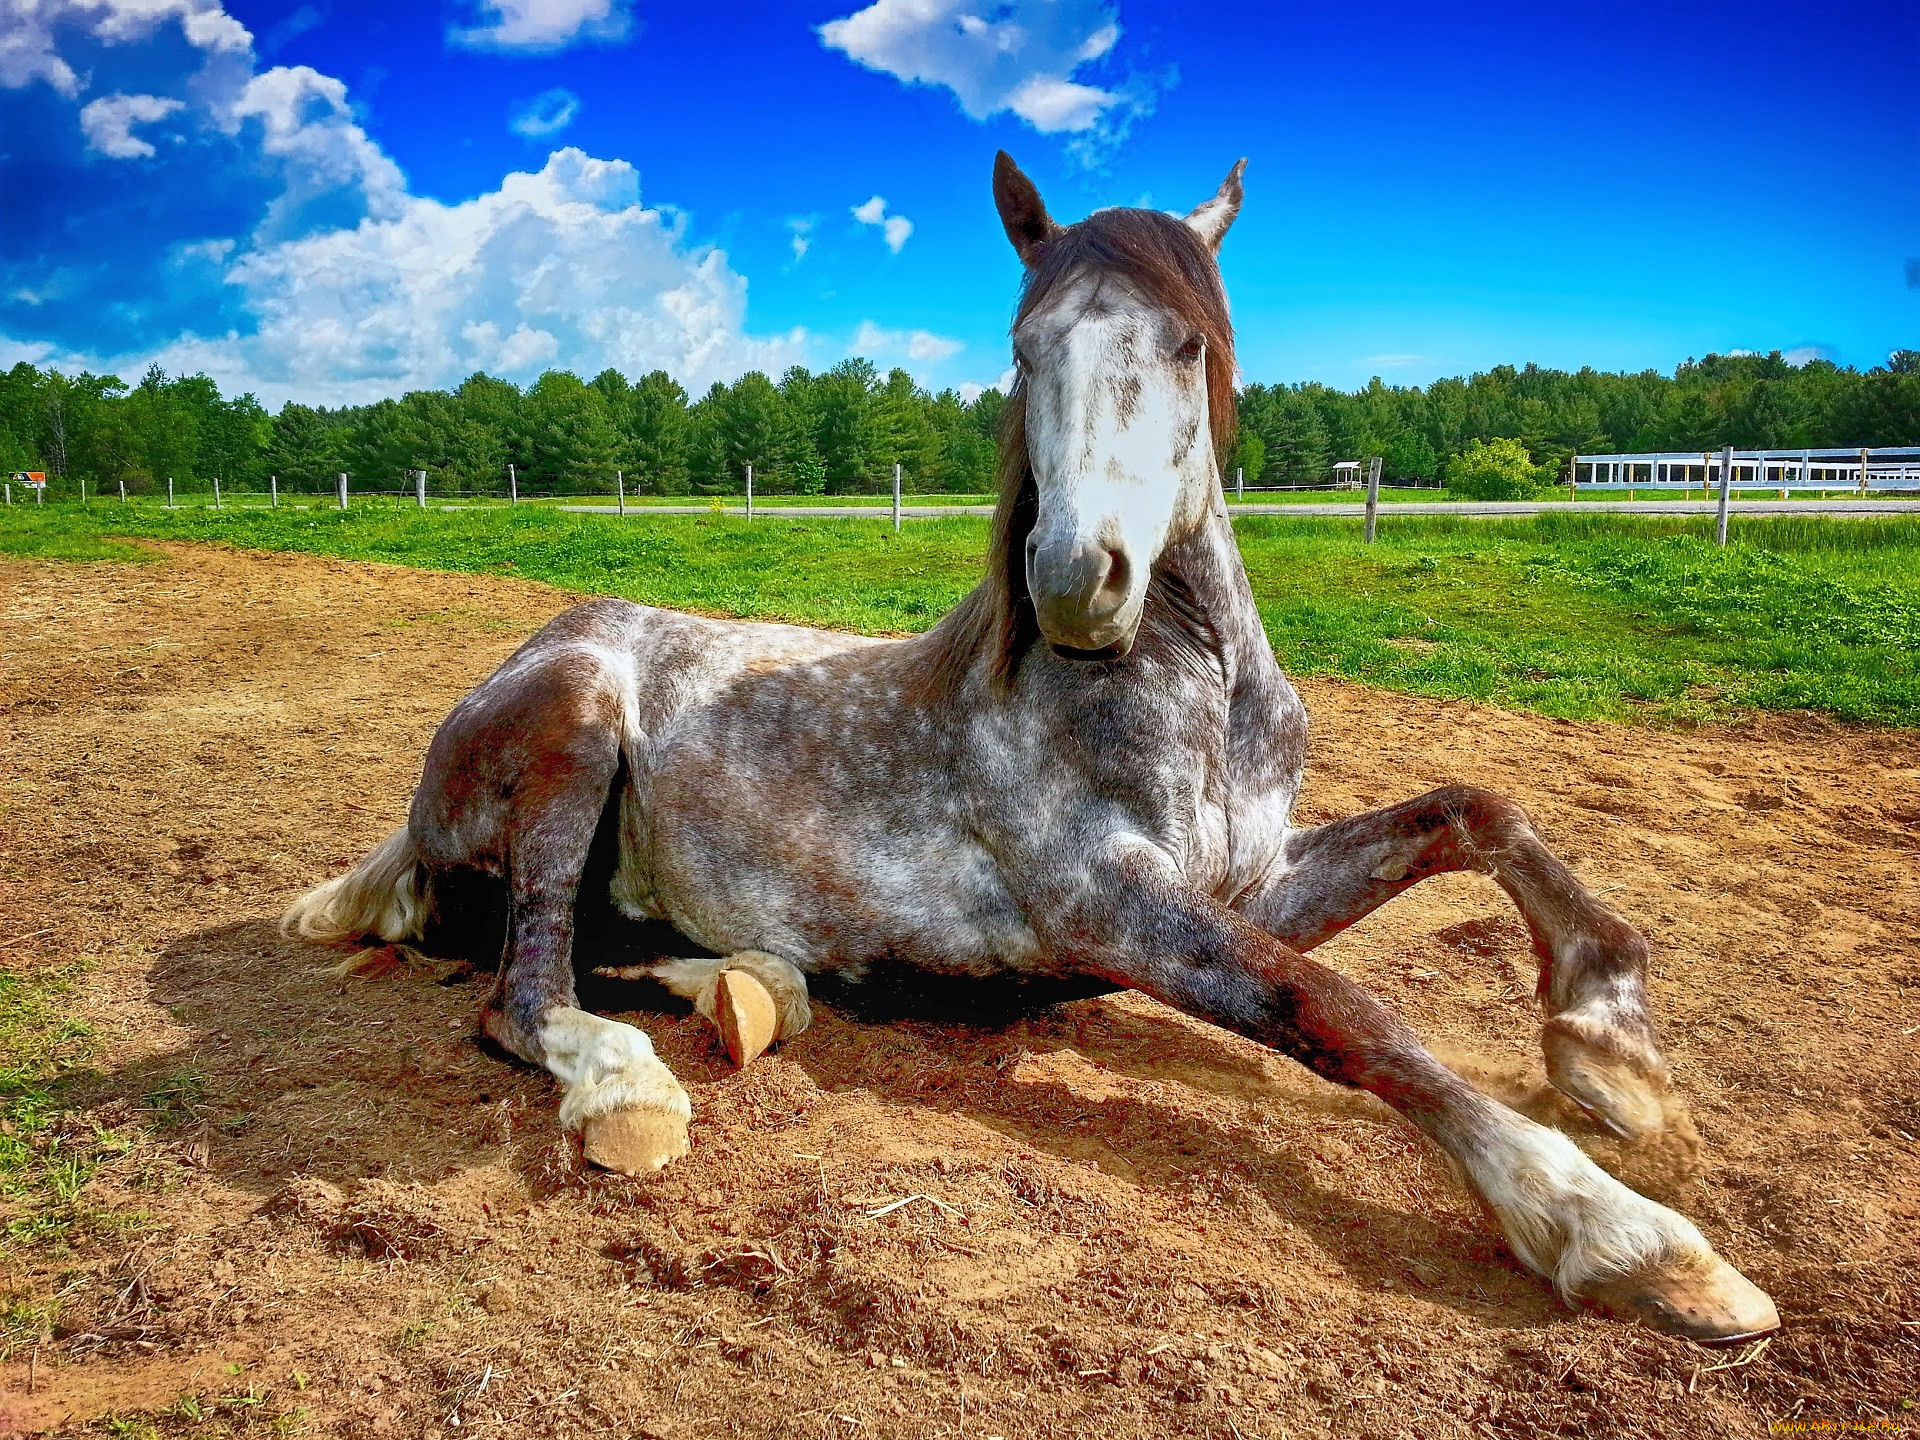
[[1, 0, 1913, 408]]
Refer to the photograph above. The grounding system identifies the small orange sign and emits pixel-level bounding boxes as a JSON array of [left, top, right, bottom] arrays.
[[10, 471, 46, 486]]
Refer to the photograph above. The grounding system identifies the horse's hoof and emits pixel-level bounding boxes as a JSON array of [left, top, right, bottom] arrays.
[[1543, 1023, 1670, 1141], [716, 968, 779, 1069], [581, 1106, 689, 1176], [1582, 1257, 1780, 1345]]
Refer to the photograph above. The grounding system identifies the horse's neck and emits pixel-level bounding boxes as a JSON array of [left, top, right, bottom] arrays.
[[1154, 501, 1272, 670]]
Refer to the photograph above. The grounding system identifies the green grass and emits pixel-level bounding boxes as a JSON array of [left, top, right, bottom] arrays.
[[0, 960, 117, 1265], [3, 501, 1917, 726]]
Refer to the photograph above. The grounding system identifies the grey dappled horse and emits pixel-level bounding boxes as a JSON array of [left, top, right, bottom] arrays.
[[284, 154, 1778, 1345]]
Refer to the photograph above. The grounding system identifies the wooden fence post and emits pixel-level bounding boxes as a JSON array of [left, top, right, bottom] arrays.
[[1363, 456, 1382, 543], [119, 480, 127, 504], [212, 475, 221, 509], [338, 472, 348, 510], [1716, 444, 1733, 546], [270, 475, 277, 508], [617, 469, 625, 517], [1859, 446, 1871, 497], [1236, 466, 1243, 501], [509, 463, 518, 505], [746, 464, 753, 521], [893, 463, 902, 532], [167, 476, 174, 509], [415, 469, 426, 509]]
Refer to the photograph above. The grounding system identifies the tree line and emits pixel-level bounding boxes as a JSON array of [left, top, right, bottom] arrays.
[[3, 348, 1915, 499]]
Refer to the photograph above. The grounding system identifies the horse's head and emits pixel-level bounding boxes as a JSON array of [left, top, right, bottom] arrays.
[[994, 151, 1244, 660]]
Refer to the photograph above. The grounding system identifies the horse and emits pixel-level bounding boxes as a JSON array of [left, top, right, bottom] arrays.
[[281, 153, 1779, 1346]]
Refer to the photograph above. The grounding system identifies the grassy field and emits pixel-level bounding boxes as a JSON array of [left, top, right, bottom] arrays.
[[2, 502, 1917, 727]]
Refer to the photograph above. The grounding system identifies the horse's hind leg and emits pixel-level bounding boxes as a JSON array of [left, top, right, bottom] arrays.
[[481, 735, 692, 1177], [597, 952, 812, 1068], [1245, 785, 1672, 1141]]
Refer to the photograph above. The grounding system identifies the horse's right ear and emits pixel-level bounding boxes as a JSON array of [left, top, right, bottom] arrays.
[[993, 151, 1059, 266]]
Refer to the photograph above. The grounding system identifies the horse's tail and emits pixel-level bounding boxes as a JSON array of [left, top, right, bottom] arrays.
[[279, 826, 429, 945]]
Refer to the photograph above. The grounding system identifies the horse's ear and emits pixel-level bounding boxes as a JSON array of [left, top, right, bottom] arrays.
[[1184, 158, 1246, 253], [993, 151, 1060, 266]]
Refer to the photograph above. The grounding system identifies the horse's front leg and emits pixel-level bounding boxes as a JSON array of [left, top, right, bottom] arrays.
[[479, 740, 692, 1177], [1243, 785, 1672, 1141], [1047, 851, 1778, 1344], [596, 952, 812, 1068]]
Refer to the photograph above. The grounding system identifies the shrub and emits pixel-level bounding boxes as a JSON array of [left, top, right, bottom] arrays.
[[1445, 437, 1543, 500]]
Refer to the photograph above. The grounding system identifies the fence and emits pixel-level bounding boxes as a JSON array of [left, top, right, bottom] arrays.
[[1572, 446, 1920, 492]]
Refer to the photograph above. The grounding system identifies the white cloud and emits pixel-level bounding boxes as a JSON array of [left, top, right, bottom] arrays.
[[854, 319, 962, 362], [79, 92, 186, 158], [0, 0, 251, 96], [509, 87, 580, 138], [820, 0, 1161, 155], [225, 65, 409, 241], [851, 194, 913, 253], [152, 148, 806, 405], [787, 215, 814, 262], [956, 365, 1015, 403], [448, 0, 633, 53]]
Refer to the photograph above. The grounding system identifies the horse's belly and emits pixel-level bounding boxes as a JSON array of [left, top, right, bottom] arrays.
[[633, 797, 1043, 979]]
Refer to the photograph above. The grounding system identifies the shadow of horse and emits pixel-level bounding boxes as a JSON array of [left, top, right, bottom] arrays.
[[86, 914, 1572, 1335]]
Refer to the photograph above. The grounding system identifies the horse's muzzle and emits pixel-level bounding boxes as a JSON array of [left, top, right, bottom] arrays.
[[1026, 536, 1138, 656]]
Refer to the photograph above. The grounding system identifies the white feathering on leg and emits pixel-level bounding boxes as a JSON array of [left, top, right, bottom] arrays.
[[1453, 1103, 1714, 1300], [535, 1007, 692, 1132]]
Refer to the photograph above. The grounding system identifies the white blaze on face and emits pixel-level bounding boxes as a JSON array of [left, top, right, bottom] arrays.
[[1018, 270, 1217, 649]]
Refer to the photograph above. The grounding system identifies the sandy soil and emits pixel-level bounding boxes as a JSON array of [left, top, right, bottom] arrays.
[[0, 541, 1914, 1440]]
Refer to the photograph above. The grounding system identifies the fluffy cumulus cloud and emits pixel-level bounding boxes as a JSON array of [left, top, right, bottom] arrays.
[[188, 148, 804, 404], [0, 0, 804, 404], [819, 0, 1164, 158], [509, 86, 581, 138], [851, 194, 913, 253], [853, 319, 962, 362], [79, 92, 185, 158], [447, 0, 634, 53]]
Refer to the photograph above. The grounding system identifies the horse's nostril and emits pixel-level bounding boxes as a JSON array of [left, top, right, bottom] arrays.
[[1097, 547, 1130, 606]]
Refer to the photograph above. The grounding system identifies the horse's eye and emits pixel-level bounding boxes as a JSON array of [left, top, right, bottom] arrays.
[[1175, 334, 1204, 363]]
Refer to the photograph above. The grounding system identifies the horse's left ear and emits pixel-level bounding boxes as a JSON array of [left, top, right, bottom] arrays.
[[1184, 159, 1246, 253], [994, 151, 1061, 266]]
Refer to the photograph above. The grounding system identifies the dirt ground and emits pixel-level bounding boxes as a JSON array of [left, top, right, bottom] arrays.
[[0, 541, 1914, 1440]]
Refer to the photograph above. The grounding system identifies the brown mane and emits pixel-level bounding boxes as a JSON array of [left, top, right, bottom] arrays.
[[920, 207, 1239, 695]]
